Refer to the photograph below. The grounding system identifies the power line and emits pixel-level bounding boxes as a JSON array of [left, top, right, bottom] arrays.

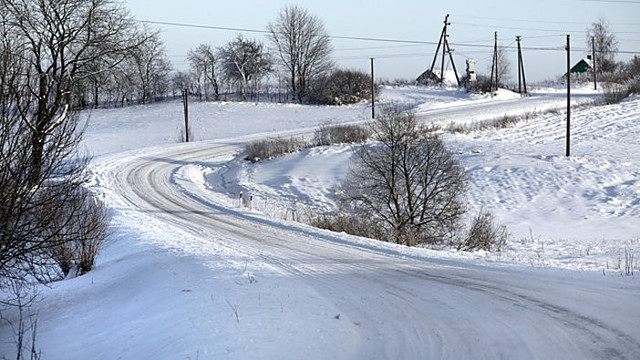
[[455, 21, 640, 35], [454, 13, 640, 26], [139, 20, 269, 34], [334, 44, 426, 52], [138, 19, 639, 55], [454, 21, 584, 34], [139, 19, 437, 45]]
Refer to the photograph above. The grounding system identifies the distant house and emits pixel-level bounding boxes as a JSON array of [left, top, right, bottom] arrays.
[[565, 56, 593, 77], [416, 69, 460, 86]]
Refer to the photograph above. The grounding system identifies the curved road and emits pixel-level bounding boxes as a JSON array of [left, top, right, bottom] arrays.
[[101, 130, 640, 359]]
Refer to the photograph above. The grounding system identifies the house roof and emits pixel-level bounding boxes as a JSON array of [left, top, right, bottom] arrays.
[[416, 69, 460, 86], [570, 58, 593, 74]]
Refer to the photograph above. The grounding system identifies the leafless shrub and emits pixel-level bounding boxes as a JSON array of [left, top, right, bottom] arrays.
[[446, 109, 560, 134], [602, 82, 629, 104], [244, 136, 306, 163], [447, 114, 520, 134], [0, 281, 42, 360], [458, 209, 509, 251], [313, 123, 370, 146], [308, 209, 386, 241], [0, 97, 91, 284], [467, 75, 494, 94], [623, 248, 634, 276], [625, 76, 640, 96], [178, 126, 194, 143], [310, 69, 376, 105], [46, 188, 110, 278]]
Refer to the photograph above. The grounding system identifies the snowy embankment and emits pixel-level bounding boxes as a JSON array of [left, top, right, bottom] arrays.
[[2, 86, 639, 360], [212, 90, 639, 272]]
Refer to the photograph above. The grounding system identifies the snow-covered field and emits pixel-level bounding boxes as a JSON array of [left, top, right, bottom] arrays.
[[2, 85, 639, 359], [226, 92, 640, 272]]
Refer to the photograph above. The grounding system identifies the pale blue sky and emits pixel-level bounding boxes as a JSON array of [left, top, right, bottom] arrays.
[[124, 0, 640, 82]]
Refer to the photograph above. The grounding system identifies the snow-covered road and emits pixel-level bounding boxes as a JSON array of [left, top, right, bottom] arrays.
[[4, 88, 638, 359], [99, 132, 640, 359]]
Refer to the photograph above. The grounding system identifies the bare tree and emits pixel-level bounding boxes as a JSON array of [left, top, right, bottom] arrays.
[[339, 107, 466, 246], [587, 17, 619, 74], [188, 43, 220, 101], [496, 45, 511, 86], [1, 0, 146, 184], [170, 70, 197, 98], [129, 28, 172, 104], [1, 0, 115, 286], [267, 5, 333, 103], [109, 56, 140, 107], [219, 35, 272, 100], [1, 74, 88, 284]]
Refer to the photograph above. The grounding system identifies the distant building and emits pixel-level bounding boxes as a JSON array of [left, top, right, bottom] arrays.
[[564, 55, 593, 77], [416, 69, 459, 86], [416, 60, 476, 87]]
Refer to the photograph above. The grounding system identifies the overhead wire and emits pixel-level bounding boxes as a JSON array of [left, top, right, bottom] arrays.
[[137, 19, 638, 57]]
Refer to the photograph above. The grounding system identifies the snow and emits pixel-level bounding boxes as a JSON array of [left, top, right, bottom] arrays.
[[2, 86, 640, 359], [82, 100, 370, 157], [225, 92, 640, 272]]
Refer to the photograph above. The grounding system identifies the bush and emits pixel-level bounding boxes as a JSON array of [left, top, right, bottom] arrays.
[[309, 208, 386, 241], [602, 82, 630, 104], [47, 187, 110, 278], [310, 69, 376, 105], [626, 77, 640, 96], [625, 55, 640, 78], [467, 75, 494, 94], [245, 136, 306, 162], [458, 209, 509, 251], [313, 123, 370, 146]]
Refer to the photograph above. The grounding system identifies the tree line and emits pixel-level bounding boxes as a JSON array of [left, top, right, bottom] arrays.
[[65, 3, 370, 107], [177, 5, 371, 105]]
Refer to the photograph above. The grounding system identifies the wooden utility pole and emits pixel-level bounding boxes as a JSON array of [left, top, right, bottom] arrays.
[[428, 14, 460, 86], [517, 36, 522, 94], [440, 15, 449, 86], [183, 89, 190, 143], [516, 35, 528, 95], [566, 35, 571, 157], [495, 32, 499, 91], [445, 41, 461, 86], [490, 32, 499, 93], [370, 58, 375, 119], [592, 36, 597, 90], [429, 25, 445, 76]]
